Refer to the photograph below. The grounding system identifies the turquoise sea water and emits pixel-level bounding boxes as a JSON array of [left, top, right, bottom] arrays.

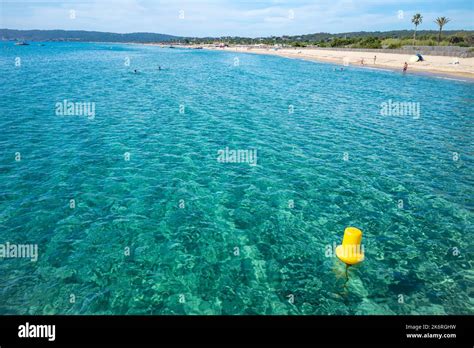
[[0, 42, 472, 315]]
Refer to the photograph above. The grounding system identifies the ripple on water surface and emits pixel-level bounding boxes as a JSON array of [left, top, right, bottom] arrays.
[[0, 42, 473, 314]]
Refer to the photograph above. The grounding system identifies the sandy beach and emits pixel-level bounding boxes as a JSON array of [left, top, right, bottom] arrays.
[[202, 45, 474, 80]]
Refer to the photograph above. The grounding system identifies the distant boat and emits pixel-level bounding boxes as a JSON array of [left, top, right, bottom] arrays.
[[15, 41, 29, 46]]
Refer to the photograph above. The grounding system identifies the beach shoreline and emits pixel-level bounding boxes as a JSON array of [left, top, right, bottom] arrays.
[[174, 44, 474, 81]]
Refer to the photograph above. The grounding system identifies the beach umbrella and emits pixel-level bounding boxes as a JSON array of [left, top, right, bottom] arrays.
[[409, 54, 424, 63]]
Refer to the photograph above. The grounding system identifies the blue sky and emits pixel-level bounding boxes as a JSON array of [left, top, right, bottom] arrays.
[[1, 0, 473, 37]]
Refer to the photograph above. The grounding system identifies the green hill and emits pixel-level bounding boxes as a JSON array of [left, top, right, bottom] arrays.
[[0, 29, 180, 43]]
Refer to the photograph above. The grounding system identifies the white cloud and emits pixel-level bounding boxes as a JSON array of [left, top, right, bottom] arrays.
[[1, 0, 473, 36]]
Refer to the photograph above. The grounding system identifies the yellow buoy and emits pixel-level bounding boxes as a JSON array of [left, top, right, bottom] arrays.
[[335, 227, 364, 265]]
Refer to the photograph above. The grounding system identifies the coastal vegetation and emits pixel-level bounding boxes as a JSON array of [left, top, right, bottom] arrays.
[[412, 13, 423, 45], [228, 32, 474, 49], [435, 17, 451, 44], [2, 28, 473, 49], [187, 30, 473, 49]]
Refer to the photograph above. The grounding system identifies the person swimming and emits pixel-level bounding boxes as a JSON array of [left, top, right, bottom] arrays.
[[134, 69, 138, 74], [158, 66, 162, 71]]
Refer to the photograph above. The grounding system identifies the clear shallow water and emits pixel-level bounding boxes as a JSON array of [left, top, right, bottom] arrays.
[[0, 42, 472, 315]]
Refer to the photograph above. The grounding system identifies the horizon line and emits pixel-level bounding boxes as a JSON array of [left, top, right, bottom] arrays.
[[2, 27, 473, 40]]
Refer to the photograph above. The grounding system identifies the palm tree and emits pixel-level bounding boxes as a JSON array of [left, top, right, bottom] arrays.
[[434, 17, 451, 44], [412, 13, 423, 45]]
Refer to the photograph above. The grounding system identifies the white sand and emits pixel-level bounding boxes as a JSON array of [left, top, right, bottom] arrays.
[[204, 46, 474, 80]]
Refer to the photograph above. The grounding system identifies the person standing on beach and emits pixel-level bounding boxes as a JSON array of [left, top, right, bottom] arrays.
[[403, 62, 408, 73], [373, 55, 377, 64]]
